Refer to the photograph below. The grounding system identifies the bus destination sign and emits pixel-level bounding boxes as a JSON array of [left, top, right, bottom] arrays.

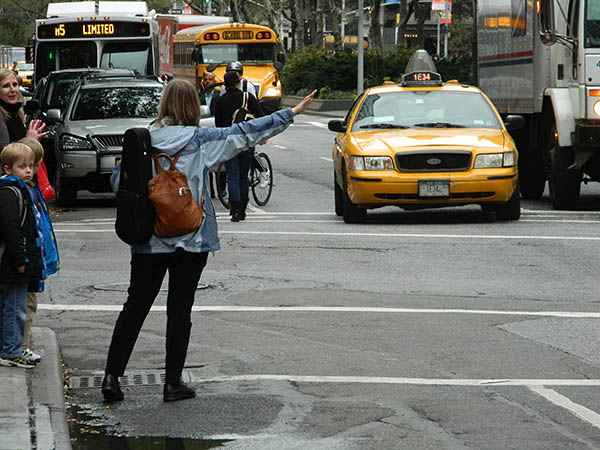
[[222, 30, 254, 40], [37, 21, 150, 39]]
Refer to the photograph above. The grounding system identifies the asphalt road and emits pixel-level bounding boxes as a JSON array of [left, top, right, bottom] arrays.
[[37, 114, 600, 449]]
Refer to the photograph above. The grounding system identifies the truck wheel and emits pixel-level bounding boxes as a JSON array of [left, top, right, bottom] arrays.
[[341, 165, 366, 224], [548, 138, 580, 210], [55, 170, 77, 206], [496, 186, 521, 220], [518, 156, 545, 199], [334, 171, 343, 216]]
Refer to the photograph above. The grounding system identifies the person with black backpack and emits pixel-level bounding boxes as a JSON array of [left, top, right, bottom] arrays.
[[102, 79, 316, 403], [214, 70, 264, 221]]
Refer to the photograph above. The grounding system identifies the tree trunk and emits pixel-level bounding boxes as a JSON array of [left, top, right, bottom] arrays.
[[368, 0, 383, 53], [398, 0, 419, 48], [229, 0, 241, 22], [327, 0, 342, 51]]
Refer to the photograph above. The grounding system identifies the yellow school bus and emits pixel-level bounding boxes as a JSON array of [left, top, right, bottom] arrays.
[[173, 22, 284, 113]]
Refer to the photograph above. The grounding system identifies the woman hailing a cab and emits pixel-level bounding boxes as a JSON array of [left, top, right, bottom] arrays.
[[101, 79, 316, 403]]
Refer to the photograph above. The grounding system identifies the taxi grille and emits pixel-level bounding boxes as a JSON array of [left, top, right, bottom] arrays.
[[396, 151, 471, 172], [93, 134, 124, 149]]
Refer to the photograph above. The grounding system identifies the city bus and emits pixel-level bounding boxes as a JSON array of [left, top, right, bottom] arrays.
[[33, 1, 160, 85], [173, 22, 284, 113]]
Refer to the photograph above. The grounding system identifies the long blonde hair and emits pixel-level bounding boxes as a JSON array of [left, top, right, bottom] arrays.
[[156, 79, 201, 126], [0, 69, 25, 121]]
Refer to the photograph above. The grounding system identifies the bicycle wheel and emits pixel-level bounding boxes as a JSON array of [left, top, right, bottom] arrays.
[[250, 152, 273, 206], [216, 166, 230, 209]]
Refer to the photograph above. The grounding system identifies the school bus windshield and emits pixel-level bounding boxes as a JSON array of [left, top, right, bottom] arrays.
[[199, 43, 275, 64]]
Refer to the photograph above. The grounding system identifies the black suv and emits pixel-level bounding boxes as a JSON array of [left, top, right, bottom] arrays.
[[25, 68, 136, 184]]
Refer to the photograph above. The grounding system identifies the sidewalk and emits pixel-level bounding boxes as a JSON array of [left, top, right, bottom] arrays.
[[0, 327, 71, 450]]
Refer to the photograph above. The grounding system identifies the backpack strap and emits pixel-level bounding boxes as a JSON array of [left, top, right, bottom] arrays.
[[152, 149, 184, 173]]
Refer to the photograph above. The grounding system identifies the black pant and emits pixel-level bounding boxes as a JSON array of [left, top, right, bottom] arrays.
[[105, 250, 208, 384]]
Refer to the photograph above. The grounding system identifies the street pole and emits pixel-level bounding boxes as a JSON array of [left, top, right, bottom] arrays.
[[444, 0, 448, 57], [437, 11, 440, 56], [357, 0, 364, 95], [341, 0, 345, 50]]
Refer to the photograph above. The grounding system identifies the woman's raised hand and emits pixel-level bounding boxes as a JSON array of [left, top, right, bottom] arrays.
[[291, 90, 317, 116], [26, 119, 49, 141]]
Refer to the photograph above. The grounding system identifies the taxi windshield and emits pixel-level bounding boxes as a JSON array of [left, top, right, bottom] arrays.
[[352, 91, 501, 132]]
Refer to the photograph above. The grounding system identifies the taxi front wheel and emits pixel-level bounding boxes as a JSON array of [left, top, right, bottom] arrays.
[[341, 166, 367, 224], [495, 187, 521, 221]]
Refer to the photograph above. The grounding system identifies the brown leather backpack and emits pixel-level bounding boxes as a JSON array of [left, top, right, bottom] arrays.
[[147, 150, 204, 238]]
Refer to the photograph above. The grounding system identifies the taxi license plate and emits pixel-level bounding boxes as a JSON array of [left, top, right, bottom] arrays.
[[419, 180, 449, 197]]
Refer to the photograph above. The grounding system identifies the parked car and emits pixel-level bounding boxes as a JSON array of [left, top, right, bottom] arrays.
[[44, 77, 164, 205], [24, 68, 137, 185], [328, 50, 525, 223]]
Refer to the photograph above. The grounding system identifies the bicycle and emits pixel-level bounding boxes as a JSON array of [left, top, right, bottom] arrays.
[[215, 151, 273, 209]]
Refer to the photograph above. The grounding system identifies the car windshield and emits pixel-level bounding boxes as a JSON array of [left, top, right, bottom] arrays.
[[71, 86, 162, 120], [18, 63, 34, 70], [351, 91, 501, 131], [199, 43, 275, 63]]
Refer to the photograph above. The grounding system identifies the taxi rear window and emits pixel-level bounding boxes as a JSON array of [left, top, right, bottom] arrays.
[[352, 91, 501, 131]]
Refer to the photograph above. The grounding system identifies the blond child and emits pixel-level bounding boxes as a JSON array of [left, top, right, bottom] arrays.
[[0, 143, 44, 368]]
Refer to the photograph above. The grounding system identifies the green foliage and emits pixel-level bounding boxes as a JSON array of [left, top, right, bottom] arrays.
[[282, 44, 473, 97]]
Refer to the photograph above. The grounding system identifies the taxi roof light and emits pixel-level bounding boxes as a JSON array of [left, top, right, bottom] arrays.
[[401, 50, 443, 87]]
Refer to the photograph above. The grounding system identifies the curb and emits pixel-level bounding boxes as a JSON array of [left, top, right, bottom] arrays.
[[31, 327, 72, 450]]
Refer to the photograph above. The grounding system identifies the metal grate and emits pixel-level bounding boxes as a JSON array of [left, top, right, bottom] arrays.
[[68, 371, 198, 389], [93, 134, 124, 149], [396, 151, 472, 172]]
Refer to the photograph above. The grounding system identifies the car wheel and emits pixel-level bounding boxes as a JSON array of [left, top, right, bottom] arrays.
[[341, 165, 366, 224], [334, 171, 343, 216], [55, 169, 77, 206], [496, 186, 521, 221]]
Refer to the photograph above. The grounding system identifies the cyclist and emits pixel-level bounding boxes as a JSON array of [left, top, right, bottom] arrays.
[[219, 61, 257, 98], [214, 70, 264, 221]]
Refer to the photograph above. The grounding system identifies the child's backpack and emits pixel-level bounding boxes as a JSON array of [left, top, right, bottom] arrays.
[[0, 184, 26, 263], [231, 91, 255, 124], [147, 151, 204, 238], [114, 128, 156, 245]]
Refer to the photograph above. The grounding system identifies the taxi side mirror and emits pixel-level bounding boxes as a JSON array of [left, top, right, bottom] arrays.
[[328, 119, 347, 133], [504, 115, 525, 131]]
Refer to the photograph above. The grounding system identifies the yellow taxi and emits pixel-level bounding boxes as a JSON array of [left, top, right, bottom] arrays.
[[14, 61, 34, 89], [328, 50, 524, 223]]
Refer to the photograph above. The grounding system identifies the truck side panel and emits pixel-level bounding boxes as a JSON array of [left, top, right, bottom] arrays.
[[477, 0, 536, 114]]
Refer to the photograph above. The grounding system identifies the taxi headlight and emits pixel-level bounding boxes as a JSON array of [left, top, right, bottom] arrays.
[[348, 156, 393, 170], [474, 152, 515, 168]]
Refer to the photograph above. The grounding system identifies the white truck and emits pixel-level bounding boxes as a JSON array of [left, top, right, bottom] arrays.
[[475, 0, 600, 209]]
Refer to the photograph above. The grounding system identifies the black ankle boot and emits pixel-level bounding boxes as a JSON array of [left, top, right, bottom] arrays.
[[231, 201, 242, 222], [101, 374, 124, 402], [239, 201, 247, 220], [163, 381, 196, 402]]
